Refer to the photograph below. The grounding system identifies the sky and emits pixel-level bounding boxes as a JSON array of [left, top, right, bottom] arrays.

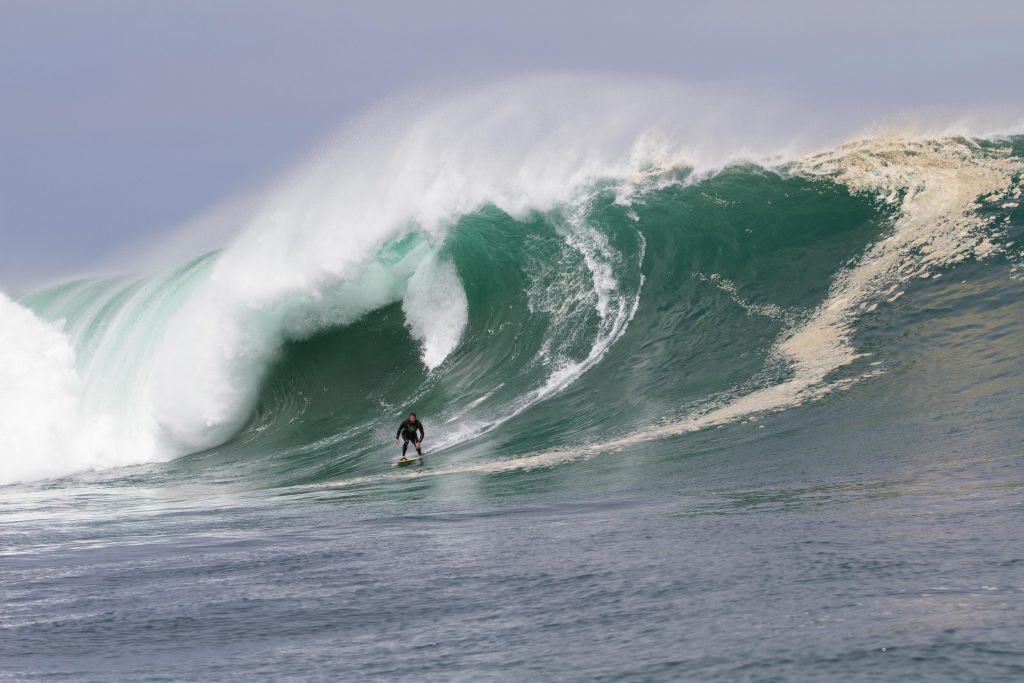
[[1, 0, 1022, 292]]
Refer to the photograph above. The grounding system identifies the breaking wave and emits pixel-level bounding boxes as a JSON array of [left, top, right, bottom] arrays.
[[2, 77, 1022, 486]]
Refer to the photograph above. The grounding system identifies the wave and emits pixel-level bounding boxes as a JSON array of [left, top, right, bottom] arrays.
[[292, 137, 1024, 490], [2, 78, 1022, 486]]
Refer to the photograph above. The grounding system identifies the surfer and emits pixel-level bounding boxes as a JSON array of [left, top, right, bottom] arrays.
[[394, 413, 424, 459]]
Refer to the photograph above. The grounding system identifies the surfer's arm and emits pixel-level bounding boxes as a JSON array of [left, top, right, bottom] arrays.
[[396, 422, 405, 440], [417, 424, 425, 441]]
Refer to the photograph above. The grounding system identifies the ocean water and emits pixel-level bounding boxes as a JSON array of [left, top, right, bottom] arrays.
[[1, 94, 1023, 680]]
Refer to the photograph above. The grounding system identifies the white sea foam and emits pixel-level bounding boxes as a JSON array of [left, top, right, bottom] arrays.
[[403, 256, 468, 370], [0, 294, 120, 485]]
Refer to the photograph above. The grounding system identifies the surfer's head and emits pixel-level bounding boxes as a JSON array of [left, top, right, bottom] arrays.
[[409, 412, 417, 421]]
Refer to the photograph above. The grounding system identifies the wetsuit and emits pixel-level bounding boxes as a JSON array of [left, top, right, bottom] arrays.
[[396, 418, 425, 457]]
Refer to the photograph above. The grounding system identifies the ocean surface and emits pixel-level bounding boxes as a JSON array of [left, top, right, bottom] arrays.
[[2, 107, 1023, 680]]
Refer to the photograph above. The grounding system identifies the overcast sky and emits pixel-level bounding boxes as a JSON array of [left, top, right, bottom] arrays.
[[2, 0, 1022, 291]]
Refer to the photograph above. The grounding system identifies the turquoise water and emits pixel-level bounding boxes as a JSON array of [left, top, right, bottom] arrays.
[[1, 135, 1023, 680]]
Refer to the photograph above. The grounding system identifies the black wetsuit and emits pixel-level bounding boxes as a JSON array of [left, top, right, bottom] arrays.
[[396, 418, 424, 457]]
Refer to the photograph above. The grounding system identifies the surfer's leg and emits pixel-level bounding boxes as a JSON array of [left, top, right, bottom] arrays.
[[415, 443, 422, 456], [402, 438, 409, 457]]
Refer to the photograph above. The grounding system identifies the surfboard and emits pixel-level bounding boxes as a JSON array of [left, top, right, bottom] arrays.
[[396, 455, 423, 466]]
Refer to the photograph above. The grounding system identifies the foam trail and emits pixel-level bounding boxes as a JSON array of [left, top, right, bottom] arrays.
[[599, 137, 1024, 445]]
